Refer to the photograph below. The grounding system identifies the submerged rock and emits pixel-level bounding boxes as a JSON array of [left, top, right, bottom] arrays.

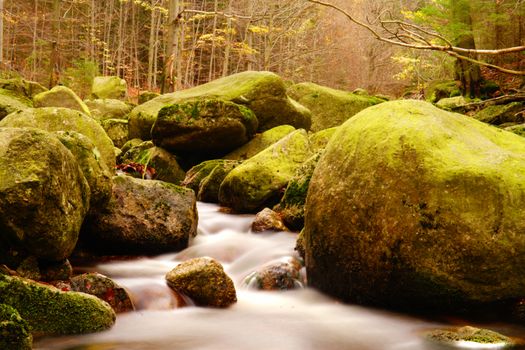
[[219, 129, 312, 212], [0, 107, 116, 170], [243, 257, 304, 291], [70, 273, 134, 313], [33, 86, 91, 116], [0, 303, 32, 350], [0, 128, 90, 261], [224, 125, 296, 161], [287, 82, 384, 132], [129, 71, 311, 140], [251, 208, 289, 232], [83, 175, 198, 255], [0, 274, 115, 335], [165, 257, 237, 308], [151, 99, 258, 156], [91, 76, 128, 100], [304, 100, 525, 310]]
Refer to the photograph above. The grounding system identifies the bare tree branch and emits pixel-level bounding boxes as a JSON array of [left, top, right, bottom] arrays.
[[308, 0, 525, 76]]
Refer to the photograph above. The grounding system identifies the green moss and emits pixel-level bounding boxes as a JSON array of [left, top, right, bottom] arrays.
[[474, 102, 524, 125], [425, 80, 459, 103], [182, 159, 229, 192], [0, 303, 32, 350], [426, 326, 513, 346], [198, 160, 241, 203], [287, 82, 383, 132], [85, 99, 133, 121], [0, 274, 115, 335], [91, 76, 127, 100]]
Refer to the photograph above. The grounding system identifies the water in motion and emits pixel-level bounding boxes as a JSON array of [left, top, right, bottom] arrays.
[[34, 203, 518, 350]]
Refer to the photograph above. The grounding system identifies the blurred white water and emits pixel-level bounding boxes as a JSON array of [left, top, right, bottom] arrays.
[[35, 202, 448, 350]]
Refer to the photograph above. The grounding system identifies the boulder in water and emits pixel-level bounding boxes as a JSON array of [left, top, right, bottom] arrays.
[[219, 129, 312, 212], [165, 257, 237, 308], [197, 160, 241, 203], [243, 257, 304, 291], [304, 100, 525, 310], [83, 175, 198, 255], [424, 326, 516, 348], [0, 274, 115, 335], [0, 127, 90, 261], [251, 208, 289, 232]]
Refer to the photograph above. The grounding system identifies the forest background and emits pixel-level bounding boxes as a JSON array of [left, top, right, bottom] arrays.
[[1, 0, 524, 99]]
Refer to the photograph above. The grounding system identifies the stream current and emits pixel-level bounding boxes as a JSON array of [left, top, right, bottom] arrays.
[[34, 202, 525, 350]]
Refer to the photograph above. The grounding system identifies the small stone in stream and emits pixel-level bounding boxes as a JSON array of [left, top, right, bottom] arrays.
[[424, 326, 515, 348], [165, 257, 237, 308], [251, 208, 289, 232], [70, 273, 135, 313], [243, 257, 304, 291], [39, 259, 73, 282]]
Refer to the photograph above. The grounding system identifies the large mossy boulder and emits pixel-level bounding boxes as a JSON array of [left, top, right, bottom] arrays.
[[33, 86, 91, 116], [0, 89, 31, 121], [287, 82, 384, 132], [0, 107, 116, 170], [219, 129, 313, 212], [0, 78, 47, 99], [129, 71, 311, 140], [0, 128, 90, 261], [151, 99, 258, 156], [165, 257, 237, 308], [224, 124, 296, 161], [0, 303, 32, 350], [0, 274, 115, 335], [304, 100, 525, 311], [91, 76, 127, 100], [82, 175, 198, 255], [54, 131, 113, 210], [85, 99, 133, 121]]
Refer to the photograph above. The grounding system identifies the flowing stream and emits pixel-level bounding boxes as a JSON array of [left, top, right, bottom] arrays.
[[34, 202, 524, 350]]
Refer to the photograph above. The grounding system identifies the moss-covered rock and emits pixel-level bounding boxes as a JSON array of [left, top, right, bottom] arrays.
[[0, 303, 32, 350], [0, 107, 116, 170], [91, 76, 127, 100], [274, 153, 320, 231], [287, 82, 384, 132], [224, 125, 296, 161], [121, 144, 186, 185], [0, 274, 115, 335], [425, 326, 514, 348], [474, 102, 525, 125], [85, 99, 133, 121], [129, 71, 311, 139], [435, 95, 468, 111], [100, 118, 129, 148], [151, 99, 258, 156], [181, 159, 228, 193], [198, 160, 241, 203], [120, 138, 145, 155], [251, 208, 289, 232], [505, 123, 525, 137], [219, 129, 313, 213], [304, 100, 525, 310], [425, 80, 461, 103], [0, 127, 90, 261], [82, 175, 197, 255], [138, 91, 160, 105], [34, 86, 91, 116], [70, 273, 134, 313], [308, 127, 338, 152], [0, 78, 47, 99], [0, 89, 31, 121], [165, 257, 237, 308], [54, 130, 113, 210]]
